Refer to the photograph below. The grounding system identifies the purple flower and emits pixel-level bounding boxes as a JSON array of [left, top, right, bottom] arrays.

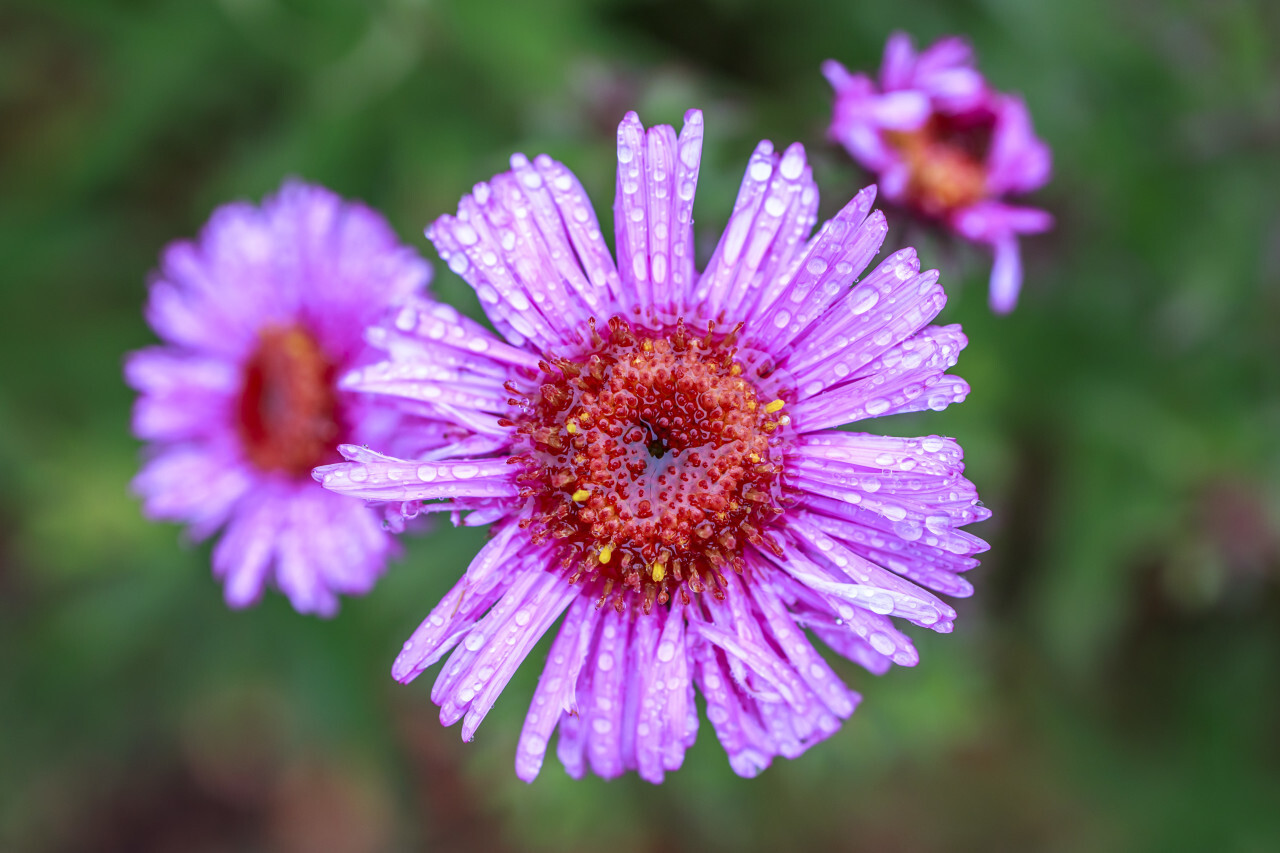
[[127, 181, 445, 616], [317, 110, 989, 781], [824, 32, 1053, 313]]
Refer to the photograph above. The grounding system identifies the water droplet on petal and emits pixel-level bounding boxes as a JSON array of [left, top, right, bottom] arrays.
[[869, 632, 896, 655]]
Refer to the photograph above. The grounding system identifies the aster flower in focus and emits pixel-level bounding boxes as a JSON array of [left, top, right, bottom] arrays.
[[824, 32, 1052, 313], [127, 181, 448, 616], [317, 110, 989, 781]]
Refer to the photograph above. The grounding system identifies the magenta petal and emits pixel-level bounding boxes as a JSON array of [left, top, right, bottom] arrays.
[[989, 235, 1023, 314], [515, 596, 598, 782], [695, 140, 819, 328]]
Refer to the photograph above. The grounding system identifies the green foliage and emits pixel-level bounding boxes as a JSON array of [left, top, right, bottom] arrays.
[[2, 0, 1278, 849]]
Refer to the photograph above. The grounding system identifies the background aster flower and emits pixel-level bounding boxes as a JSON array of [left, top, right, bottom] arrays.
[[127, 180, 447, 616], [316, 109, 988, 782], [824, 32, 1053, 314]]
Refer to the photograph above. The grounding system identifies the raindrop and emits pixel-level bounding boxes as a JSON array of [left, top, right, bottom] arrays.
[[869, 632, 896, 655]]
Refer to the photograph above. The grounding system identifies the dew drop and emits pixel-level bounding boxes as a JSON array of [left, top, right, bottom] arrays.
[[657, 641, 676, 663], [867, 593, 895, 615], [882, 505, 907, 522], [869, 632, 896, 655], [850, 288, 879, 315]]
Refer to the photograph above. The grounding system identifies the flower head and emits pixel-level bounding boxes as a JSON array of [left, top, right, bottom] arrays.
[[317, 110, 989, 781], [127, 181, 443, 616], [824, 32, 1052, 313]]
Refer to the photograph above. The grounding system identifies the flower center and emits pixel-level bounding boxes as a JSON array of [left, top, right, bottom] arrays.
[[237, 325, 343, 477], [886, 113, 994, 217], [509, 318, 788, 613]]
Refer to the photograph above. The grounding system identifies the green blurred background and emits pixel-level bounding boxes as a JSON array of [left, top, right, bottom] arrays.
[[3, 0, 1279, 850]]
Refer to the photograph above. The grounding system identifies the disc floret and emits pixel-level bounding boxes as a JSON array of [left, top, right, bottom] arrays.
[[507, 317, 789, 612], [885, 112, 995, 217], [237, 325, 343, 477]]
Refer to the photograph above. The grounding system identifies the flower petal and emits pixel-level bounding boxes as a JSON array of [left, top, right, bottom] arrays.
[[428, 157, 619, 352], [693, 141, 820, 329], [613, 110, 704, 318], [985, 95, 1052, 195], [393, 520, 529, 681], [752, 185, 885, 348], [314, 451, 519, 503], [515, 595, 599, 781]]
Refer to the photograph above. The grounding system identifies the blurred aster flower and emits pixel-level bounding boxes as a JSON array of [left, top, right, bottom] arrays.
[[824, 32, 1052, 313], [127, 181, 447, 616], [317, 110, 989, 781]]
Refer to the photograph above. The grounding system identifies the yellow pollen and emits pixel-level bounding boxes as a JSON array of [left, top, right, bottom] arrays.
[[571, 489, 591, 502], [765, 399, 785, 413], [566, 421, 578, 434], [730, 364, 743, 376], [599, 544, 613, 564], [651, 562, 665, 582]]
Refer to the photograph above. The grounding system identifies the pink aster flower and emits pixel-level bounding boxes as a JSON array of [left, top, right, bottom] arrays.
[[317, 110, 989, 781], [824, 32, 1052, 313], [126, 180, 450, 616]]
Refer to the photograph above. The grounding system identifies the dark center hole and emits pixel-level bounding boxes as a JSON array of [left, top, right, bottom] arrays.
[[640, 420, 669, 459]]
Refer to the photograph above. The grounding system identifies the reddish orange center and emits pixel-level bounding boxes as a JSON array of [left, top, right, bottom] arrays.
[[886, 113, 994, 217], [237, 326, 342, 477], [508, 318, 788, 613]]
